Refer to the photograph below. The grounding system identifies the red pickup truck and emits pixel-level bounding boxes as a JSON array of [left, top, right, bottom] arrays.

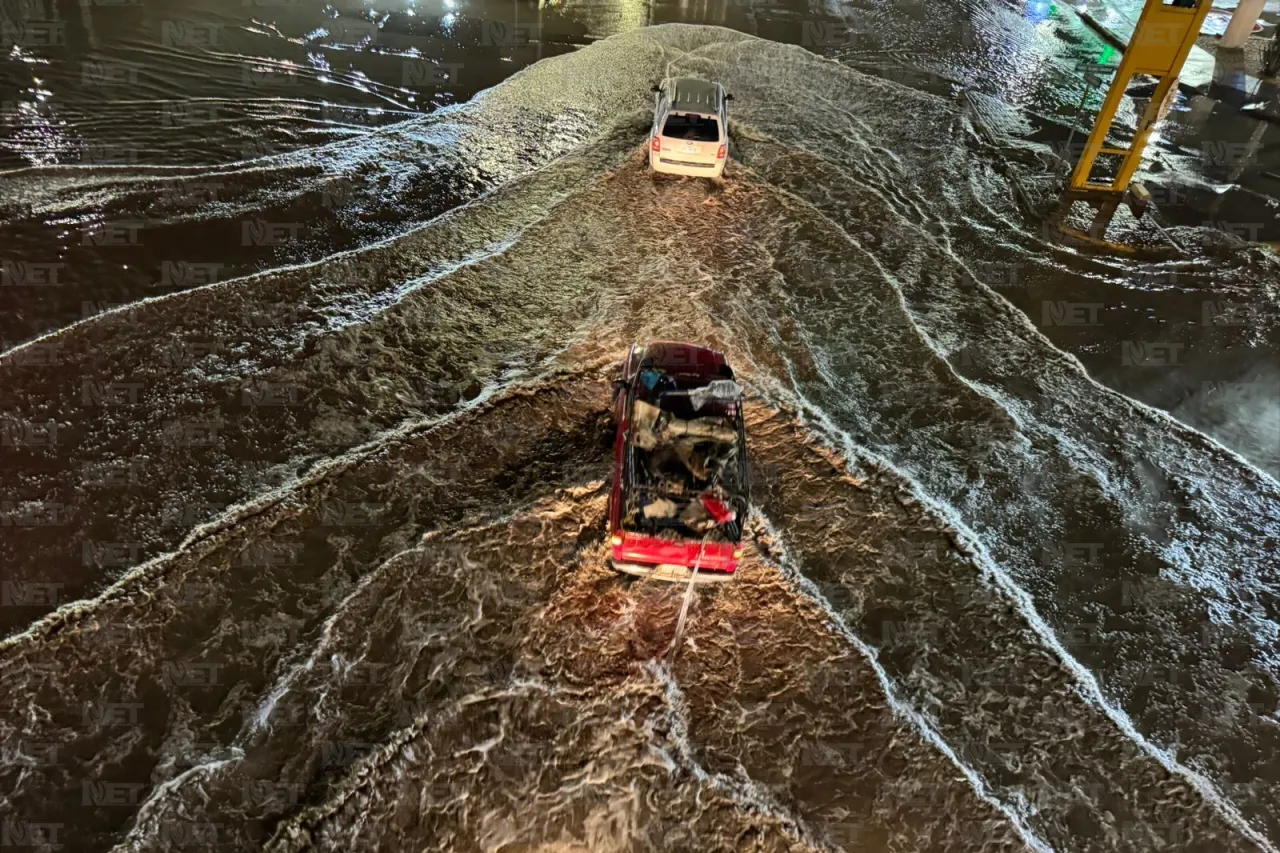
[[607, 342, 749, 582]]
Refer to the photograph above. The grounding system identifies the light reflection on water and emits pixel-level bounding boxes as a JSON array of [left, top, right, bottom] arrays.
[[0, 15, 1277, 853]]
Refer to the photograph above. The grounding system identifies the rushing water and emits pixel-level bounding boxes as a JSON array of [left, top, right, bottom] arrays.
[[2, 3, 1279, 852]]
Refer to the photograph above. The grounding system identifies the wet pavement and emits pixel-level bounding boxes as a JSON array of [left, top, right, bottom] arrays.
[[1, 1, 1279, 852]]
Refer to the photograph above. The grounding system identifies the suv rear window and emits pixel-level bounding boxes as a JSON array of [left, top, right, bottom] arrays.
[[661, 113, 720, 143]]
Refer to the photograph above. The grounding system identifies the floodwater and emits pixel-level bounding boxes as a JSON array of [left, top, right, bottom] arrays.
[[1, 1, 1279, 851]]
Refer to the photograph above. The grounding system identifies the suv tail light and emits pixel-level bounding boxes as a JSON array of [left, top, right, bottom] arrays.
[[651, 136, 661, 153], [716, 143, 726, 160]]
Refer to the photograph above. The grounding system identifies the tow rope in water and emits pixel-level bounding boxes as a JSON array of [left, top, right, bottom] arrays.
[[665, 533, 710, 662]]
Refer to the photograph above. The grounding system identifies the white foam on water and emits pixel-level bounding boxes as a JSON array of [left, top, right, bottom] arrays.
[[751, 508, 1054, 853], [757, 383, 1280, 853], [0, 377, 520, 660], [640, 656, 810, 841], [108, 752, 243, 853]]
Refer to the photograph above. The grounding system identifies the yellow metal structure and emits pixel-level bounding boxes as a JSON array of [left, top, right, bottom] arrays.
[[1054, 0, 1215, 245]]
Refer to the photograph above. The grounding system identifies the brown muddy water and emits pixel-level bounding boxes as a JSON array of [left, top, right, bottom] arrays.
[[1, 1, 1279, 851]]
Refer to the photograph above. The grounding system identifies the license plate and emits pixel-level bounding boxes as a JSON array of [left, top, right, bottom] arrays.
[[682, 143, 698, 154]]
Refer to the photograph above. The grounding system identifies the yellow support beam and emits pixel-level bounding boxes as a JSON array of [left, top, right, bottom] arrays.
[[1070, 0, 1214, 194], [1054, 0, 1215, 249]]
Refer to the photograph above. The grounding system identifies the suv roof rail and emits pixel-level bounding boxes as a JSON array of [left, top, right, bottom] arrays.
[[668, 77, 723, 112]]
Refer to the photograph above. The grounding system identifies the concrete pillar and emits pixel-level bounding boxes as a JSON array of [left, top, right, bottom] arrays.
[[1221, 0, 1265, 48]]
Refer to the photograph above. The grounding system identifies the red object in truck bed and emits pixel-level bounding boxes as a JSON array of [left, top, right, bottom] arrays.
[[606, 342, 747, 583]]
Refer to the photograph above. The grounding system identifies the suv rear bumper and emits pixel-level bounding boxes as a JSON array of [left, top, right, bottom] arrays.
[[649, 151, 725, 178]]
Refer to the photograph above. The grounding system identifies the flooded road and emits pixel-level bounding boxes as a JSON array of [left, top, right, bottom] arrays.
[[1, 1, 1279, 851]]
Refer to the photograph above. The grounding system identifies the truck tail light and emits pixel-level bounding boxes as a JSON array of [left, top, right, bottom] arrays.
[[611, 534, 624, 547], [717, 143, 727, 160], [732, 547, 744, 559], [651, 136, 661, 153]]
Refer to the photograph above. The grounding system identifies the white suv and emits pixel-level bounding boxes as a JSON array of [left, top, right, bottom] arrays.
[[648, 77, 733, 179]]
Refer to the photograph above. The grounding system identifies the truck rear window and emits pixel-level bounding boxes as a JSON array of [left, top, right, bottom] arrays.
[[662, 113, 720, 143]]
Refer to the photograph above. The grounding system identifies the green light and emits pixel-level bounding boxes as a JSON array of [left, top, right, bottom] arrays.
[[1099, 44, 1114, 64]]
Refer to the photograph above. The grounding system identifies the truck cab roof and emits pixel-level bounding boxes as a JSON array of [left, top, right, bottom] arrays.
[[632, 341, 729, 377]]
